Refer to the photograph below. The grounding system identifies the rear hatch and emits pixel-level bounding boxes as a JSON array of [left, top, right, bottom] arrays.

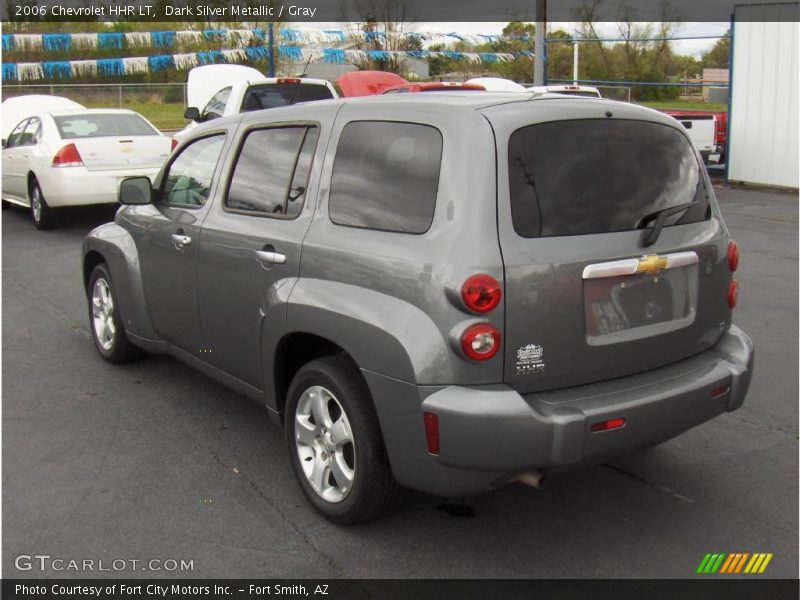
[[336, 70, 408, 96], [487, 101, 732, 394], [53, 112, 170, 171]]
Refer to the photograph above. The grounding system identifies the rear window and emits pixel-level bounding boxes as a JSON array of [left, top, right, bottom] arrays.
[[241, 83, 334, 111], [329, 121, 442, 234], [508, 119, 709, 237], [54, 113, 157, 139]]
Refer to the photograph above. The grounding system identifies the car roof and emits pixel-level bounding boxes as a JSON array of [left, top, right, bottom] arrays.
[[45, 108, 143, 117], [190, 92, 673, 137]]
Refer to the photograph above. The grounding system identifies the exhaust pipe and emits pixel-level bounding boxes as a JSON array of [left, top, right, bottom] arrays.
[[515, 471, 546, 489]]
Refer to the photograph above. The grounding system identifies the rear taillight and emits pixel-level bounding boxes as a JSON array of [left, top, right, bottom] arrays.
[[727, 241, 739, 272], [277, 77, 301, 84], [171, 138, 178, 151], [423, 412, 440, 455], [728, 279, 739, 309], [461, 274, 501, 313], [52, 143, 83, 167], [715, 115, 727, 145], [461, 323, 500, 361]]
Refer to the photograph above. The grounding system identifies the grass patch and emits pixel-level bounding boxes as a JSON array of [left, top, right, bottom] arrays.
[[82, 98, 727, 131], [639, 100, 728, 112]]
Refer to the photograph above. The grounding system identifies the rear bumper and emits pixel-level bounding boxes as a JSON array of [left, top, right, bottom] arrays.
[[39, 167, 160, 207], [366, 326, 753, 497]]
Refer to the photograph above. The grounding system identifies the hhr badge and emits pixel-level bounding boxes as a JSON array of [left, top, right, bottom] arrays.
[[516, 344, 545, 375]]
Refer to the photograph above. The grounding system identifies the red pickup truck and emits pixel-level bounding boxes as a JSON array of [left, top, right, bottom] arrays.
[[662, 110, 728, 165]]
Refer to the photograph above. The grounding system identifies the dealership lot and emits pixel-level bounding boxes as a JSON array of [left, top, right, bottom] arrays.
[[2, 185, 797, 578]]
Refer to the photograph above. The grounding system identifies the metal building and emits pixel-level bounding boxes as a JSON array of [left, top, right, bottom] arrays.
[[727, 3, 799, 188]]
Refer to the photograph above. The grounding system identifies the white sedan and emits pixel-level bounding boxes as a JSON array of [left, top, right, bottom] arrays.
[[2, 108, 172, 229]]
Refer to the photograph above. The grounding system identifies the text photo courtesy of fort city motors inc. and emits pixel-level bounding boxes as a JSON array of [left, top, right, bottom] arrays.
[[0, 0, 798, 598]]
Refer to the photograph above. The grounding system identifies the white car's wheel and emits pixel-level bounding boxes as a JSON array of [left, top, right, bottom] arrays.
[[29, 179, 57, 230]]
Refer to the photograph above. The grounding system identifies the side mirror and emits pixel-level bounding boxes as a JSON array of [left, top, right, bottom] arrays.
[[184, 106, 201, 121], [119, 176, 153, 205], [1, 139, 7, 148]]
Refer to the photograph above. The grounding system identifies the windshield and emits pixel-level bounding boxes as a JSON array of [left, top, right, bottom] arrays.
[[54, 114, 158, 139], [241, 83, 334, 111], [508, 119, 709, 237]]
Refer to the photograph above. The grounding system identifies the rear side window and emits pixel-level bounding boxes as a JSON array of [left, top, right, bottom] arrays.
[[226, 126, 318, 218], [329, 121, 442, 233], [241, 83, 334, 111], [508, 119, 709, 237]]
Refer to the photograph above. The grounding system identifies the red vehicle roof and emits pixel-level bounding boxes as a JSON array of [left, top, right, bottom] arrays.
[[336, 71, 408, 97]]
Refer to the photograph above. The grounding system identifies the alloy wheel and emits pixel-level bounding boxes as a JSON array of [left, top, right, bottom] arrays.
[[91, 278, 116, 351], [294, 385, 356, 503]]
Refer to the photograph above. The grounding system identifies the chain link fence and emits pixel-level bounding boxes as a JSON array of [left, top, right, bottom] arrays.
[[1, 83, 187, 108]]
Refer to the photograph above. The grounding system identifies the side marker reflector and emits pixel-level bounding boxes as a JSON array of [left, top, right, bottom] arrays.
[[591, 418, 626, 433], [423, 412, 440, 455]]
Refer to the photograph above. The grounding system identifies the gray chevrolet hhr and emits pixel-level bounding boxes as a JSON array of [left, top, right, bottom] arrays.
[[82, 92, 754, 523]]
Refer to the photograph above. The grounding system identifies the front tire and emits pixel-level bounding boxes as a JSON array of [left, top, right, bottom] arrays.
[[29, 179, 57, 230], [285, 356, 402, 524], [88, 263, 142, 363]]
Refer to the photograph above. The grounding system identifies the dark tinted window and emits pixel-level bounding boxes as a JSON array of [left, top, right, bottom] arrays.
[[508, 119, 709, 237], [240, 83, 334, 111], [161, 134, 225, 206], [54, 113, 158, 138], [558, 91, 601, 97], [226, 126, 318, 217], [329, 121, 442, 233]]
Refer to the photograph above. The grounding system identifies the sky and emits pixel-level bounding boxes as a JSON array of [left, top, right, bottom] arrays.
[[305, 21, 730, 57]]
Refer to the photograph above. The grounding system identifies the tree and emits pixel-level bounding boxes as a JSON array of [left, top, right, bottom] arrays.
[[700, 33, 730, 69], [339, 0, 419, 75]]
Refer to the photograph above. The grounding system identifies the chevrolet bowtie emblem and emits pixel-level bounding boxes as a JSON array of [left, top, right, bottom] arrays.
[[636, 254, 668, 275]]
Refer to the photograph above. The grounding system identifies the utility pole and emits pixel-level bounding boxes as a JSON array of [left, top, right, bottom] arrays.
[[573, 41, 579, 84], [268, 22, 276, 77], [533, 0, 546, 85]]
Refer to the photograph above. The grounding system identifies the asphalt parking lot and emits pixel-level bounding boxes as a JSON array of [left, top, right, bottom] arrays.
[[2, 185, 798, 579]]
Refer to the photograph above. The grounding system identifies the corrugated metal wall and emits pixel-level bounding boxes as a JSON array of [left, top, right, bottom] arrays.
[[728, 4, 799, 188]]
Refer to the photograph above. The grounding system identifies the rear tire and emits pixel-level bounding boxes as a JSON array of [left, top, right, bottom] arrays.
[[88, 263, 142, 363], [285, 356, 402, 524], [29, 179, 57, 230]]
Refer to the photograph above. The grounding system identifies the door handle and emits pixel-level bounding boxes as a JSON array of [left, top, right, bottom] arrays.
[[171, 233, 192, 249], [255, 249, 286, 266]]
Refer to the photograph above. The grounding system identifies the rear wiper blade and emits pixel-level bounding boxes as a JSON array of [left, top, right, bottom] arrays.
[[639, 202, 694, 247]]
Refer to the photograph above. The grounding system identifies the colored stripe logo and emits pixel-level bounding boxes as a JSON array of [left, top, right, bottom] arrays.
[[697, 553, 773, 574]]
